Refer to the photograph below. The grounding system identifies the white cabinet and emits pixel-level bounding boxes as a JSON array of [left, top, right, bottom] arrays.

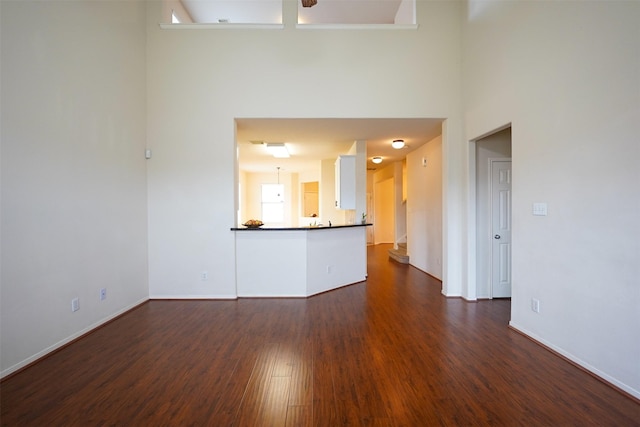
[[335, 155, 356, 210]]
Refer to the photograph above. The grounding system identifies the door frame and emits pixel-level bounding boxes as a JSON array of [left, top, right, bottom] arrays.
[[467, 123, 512, 301]]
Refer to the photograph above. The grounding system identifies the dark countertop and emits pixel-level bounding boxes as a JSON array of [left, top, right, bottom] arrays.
[[231, 223, 372, 231]]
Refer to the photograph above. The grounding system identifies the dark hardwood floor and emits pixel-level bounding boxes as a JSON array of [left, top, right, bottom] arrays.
[[2, 244, 639, 426]]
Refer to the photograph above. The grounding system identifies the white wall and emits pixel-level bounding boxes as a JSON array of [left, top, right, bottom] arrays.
[[407, 135, 443, 279], [320, 158, 346, 226], [145, 0, 463, 299], [463, 0, 640, 398], [1, 1, 149, 376]]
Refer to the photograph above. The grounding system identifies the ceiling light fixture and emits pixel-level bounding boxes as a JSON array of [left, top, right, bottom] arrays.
[[391, 139, 405, 149], [265, 143, 290, 158], [372, 156, 383, 164]]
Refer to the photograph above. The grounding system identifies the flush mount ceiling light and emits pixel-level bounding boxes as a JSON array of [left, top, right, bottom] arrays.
[[391, 139, 405, 149], [265, 143, 290, 158], [372, 156, 383, 164]]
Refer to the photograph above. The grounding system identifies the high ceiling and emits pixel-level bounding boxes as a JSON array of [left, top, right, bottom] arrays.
[[180, 0, 408, 25], [181, 2, 431, 174], [236, 118, 443, 173]]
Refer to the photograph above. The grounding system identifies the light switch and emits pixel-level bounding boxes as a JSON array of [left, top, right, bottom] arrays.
[[532, 202, 547, 216]]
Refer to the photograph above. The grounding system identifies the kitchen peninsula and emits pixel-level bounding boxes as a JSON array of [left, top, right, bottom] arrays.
[[231, 224, 371, 297]]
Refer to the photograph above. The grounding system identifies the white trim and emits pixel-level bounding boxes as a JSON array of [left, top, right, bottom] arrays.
[[471, 122, 512, 142], [0, 297, 149, 379], [158, 23, 419, 31], [149, 295, 238, 300], [467, 122, 512, 303], [159, 23, 284, 30], [466, 140, 478, 301], [510, 322, 640, 400], [296, 24, 419, 30]]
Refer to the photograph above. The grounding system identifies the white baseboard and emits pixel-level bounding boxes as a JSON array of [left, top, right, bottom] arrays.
[[148, 294, 238, 300], [509, 321, 640, 401], [1, 297, 149, 379]]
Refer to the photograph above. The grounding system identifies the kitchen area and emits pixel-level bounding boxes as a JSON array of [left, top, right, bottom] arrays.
[[234, 142, 370, 297], [232, 117, 443, 297]]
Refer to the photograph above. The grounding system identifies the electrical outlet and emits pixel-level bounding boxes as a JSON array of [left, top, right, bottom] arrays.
[[71, 298, 80, 312], [201, 271, 208, 281], [100, 288, 107, 301], [531, 298, 540, 313]]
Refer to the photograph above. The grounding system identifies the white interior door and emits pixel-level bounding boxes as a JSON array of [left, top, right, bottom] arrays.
[[491, 160, 512, 298]]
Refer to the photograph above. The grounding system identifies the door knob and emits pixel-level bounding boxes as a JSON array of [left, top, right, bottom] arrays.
[[494, 234, 501, 239]]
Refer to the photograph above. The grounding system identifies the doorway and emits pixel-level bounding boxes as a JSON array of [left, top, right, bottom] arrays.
[[374, 178, 394, 244], [474, 127, 512, 299]]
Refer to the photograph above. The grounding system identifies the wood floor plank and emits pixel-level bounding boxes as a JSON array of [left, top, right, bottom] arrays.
[[287, 339, 313, 407], [2, 244, 638, 426], [284, 405, 312, 427], [311, 343, 341, 426]]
